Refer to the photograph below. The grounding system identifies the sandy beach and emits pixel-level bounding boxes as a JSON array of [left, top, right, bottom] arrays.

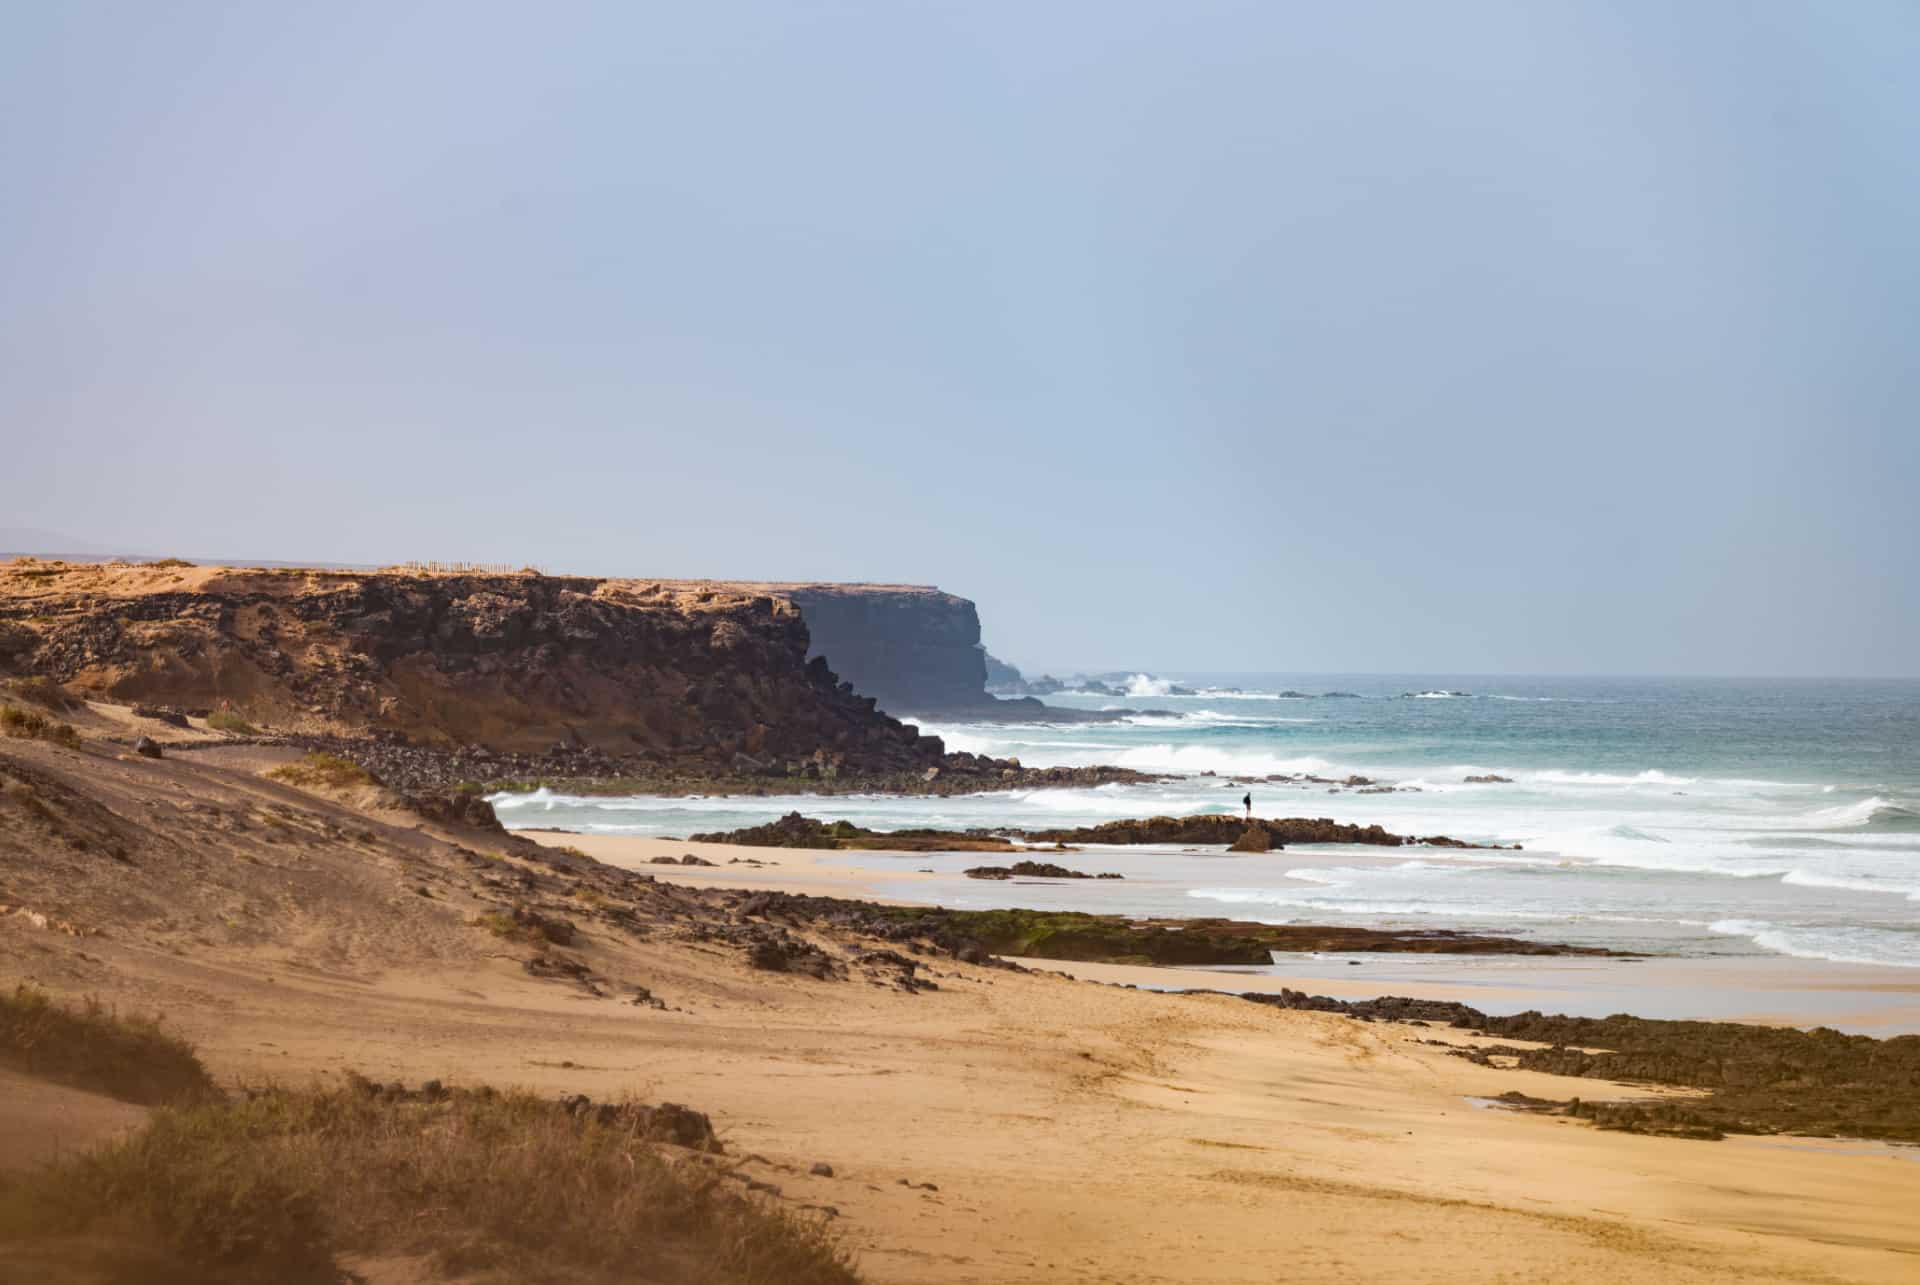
[[5, 740, 1920, 1283], [536, 831, 1920, 1034]]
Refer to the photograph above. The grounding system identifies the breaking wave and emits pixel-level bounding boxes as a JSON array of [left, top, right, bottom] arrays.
[[1779, 870, 1920, 902], [1708, 920, 1920, 969]]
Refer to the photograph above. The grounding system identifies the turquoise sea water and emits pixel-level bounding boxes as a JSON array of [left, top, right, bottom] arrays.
[[496, 675, 1920, 969]]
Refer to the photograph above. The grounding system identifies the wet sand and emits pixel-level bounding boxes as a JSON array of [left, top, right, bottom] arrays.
[[538, 832, 1920, 1034]]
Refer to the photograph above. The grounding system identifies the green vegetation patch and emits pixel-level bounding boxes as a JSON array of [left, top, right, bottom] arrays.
[[267, 752, 374, 790], [1458, 1011, 1920, 1143], [0, 985, 216, 1107]]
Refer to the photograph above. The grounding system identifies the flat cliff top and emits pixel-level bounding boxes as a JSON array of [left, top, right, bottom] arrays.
[[0, 559, 953, 608], [0, 558, 957, 769]]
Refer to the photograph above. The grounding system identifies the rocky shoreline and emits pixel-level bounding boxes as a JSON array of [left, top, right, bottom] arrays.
[[684, 810, 1514, 852], [251, 733, 1165, 799]]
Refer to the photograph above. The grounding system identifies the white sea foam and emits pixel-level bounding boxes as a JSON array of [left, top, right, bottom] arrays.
[[1124, 673, 1175, 698], [1780, 870, 1920, 901], [1184, 888, 1572, 922], [1708, 919, 1920, 969], [1191, 687, 1292, 700], [1527, 768, 1700, 787], [1110, 744, 1335, 775]]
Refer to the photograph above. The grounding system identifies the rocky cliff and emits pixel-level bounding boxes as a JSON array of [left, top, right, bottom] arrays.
[[0, 561, 947, 775], [775, 584, 1125, 721], [781, 584, 995, 717]]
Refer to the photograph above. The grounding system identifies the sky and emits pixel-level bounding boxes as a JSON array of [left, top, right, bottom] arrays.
[[3, 2, 1916, 677]]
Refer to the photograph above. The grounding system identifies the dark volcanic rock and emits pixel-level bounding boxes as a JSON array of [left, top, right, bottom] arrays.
[[690, 811, 1516, 854], [1021, 815, 1514, 850], [725, 891, 1622, 964], [132, 736, 163, 759], [401, 790, 507, 834], [964, 861, 1123, 881], [1226, 825, 1270, 853], [741, 926, 844, 979], [691, 811, 1023, 852], [694, 812, 842, 849]]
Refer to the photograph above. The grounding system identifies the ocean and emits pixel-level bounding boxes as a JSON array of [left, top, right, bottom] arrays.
[[493, 675, 1920, 970]]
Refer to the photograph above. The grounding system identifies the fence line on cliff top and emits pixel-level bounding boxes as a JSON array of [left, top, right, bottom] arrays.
[[381, 561, 545, 576]]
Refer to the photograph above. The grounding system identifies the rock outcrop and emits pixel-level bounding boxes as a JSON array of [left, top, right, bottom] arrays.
[[1226, 825, 1271, 853], [1021, 815, 1519, 850], [0, 561, 947, 777], [782, 584, 990, 717], [776, 584, 1136, 722], [687, 811, 1516, 852], [962, 861, 1124, 880]]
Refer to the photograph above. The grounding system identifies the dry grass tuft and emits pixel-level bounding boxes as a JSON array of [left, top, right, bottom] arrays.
[[4, 676, 79, 711], [468, 907, 575, 946], [205, 710, 260, 735], [0, 703, 82, 748], [0, 985, 216, 1107], [267, 752, 373, 790], [0, 1083, 860, 1285]]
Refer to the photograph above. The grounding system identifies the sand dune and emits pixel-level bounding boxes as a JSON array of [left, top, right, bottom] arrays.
[[3, 732, 1918, 1283]]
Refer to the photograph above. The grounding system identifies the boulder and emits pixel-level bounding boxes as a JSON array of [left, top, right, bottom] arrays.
[[1227, 825, 1272, 854]]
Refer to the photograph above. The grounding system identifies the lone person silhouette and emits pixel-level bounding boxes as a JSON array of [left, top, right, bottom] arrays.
[[1242, 791, 1252, 821]]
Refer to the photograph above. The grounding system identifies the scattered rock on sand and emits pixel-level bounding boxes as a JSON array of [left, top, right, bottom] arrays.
[[133, 736, 163, 759], [741, 926, 844, 979]]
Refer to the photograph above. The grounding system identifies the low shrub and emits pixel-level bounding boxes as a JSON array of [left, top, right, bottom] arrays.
[[0, 985, 216, 1107], [0, 703, 82, 748], [267, 752, 373, 790], [205, 710, 260, 735], [5, 676, 78, 711], [0, 1085, 861, 1285]]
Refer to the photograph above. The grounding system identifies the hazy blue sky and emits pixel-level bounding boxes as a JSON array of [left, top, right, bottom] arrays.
[[4, 2, 1916, 675]]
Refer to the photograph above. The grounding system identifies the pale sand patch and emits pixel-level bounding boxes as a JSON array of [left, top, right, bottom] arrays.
[[122, 927, 1920, 1285], [520, 828, 939, 902], [1012, 956, 1920, 1033], [529, 831, 1920, 1031], [0, 1068, 147, 1172]]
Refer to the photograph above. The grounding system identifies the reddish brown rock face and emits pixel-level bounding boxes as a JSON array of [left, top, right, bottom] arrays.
[[0, 562, 948, 775]]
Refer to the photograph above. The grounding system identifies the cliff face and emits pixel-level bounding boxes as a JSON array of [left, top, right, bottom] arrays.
[[0, 562, 946, 773], [782, 585, 993, 717]]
